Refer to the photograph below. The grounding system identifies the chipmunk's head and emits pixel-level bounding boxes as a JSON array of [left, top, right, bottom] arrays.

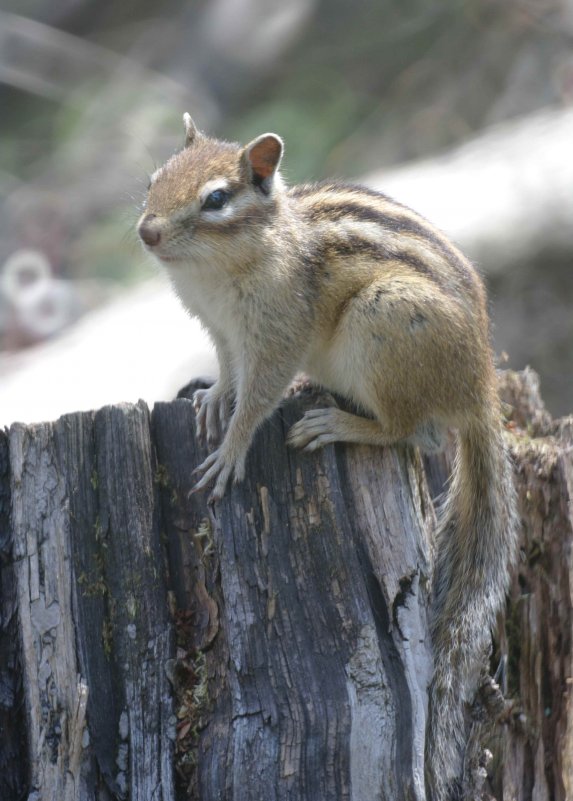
[[137, 113, 284, 265]]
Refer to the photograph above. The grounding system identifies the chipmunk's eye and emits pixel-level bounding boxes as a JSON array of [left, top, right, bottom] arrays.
[[202, 189, 230, 211]]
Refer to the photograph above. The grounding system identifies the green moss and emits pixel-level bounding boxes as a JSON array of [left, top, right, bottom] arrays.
[[194, 518, 214, 561], [503, 595, 524, 698], [78, 574, 107, 598], [126, 593, 137, 619], [102, 617, 113, 659], [77, 553, 107, 598], [171, 591, 216, 793], [93, 516, 104, 543], [155, 464, 170, 489]]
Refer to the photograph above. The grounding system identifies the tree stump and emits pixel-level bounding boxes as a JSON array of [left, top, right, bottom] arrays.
[[495, 371, 573, 801], [0, 370, 571, 800]]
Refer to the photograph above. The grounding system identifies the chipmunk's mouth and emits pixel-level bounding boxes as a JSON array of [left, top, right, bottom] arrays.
[[146, 248, 185, 264], [156, 254, 183, 263]]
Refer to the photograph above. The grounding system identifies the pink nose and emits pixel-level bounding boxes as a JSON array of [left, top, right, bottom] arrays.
[[138, 214, 161, 247]]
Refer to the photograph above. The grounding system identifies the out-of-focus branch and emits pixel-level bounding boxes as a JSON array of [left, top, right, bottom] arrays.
[[366, 107, 573, 274], [0, 11, 190, 103]]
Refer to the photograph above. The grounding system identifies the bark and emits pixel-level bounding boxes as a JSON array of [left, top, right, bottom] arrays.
[[0, 429, 28, 800], [494, 371, 573, 801], [154, 388, 434, 800], [4, 404, 175, 801], [0, 370, 571, 800], [422, 369, 573, 799]]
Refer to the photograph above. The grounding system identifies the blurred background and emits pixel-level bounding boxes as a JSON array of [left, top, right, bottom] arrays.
[[1, 0, 572, 425]]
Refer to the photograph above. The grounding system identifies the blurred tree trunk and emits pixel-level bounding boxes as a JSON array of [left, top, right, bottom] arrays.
[[0, 371, 571, 800]]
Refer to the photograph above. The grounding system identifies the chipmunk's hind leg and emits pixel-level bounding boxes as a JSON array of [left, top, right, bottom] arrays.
[[286, 407, 413, 452], [408, 418, 447, 453]]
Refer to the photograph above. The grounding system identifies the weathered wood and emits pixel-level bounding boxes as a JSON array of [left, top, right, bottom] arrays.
[[423, 370, 573, 799], [2, 370, 572, 800], [154, 389, 434, 800], [0, 429, 29, 801], [9, 420, 85, 801], [493, 372, 573, 800], [6, 402, 175, 801]]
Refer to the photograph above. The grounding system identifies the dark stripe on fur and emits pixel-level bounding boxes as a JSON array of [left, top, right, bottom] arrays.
[[292, 183, 475, 288], [304, 233, 443, 287], [289, 180, 392, 203]]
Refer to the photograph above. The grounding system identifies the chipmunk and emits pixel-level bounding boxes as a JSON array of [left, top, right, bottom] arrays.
[[137, 114, 517, 800]]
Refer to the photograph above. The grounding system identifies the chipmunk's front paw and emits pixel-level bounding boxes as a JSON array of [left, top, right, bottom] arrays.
[[189, 446, 246, 503], [193, 387, 231, 445], [286, 408, 341, 452]]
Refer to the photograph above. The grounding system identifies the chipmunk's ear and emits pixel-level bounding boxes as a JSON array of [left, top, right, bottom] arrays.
[[183, 113, 199, 147], [242, 133, 284, 193]]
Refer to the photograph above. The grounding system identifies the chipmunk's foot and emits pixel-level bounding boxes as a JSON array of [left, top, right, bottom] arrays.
[[286, 408, 342, 452], [193, 386, 231, 446], [189, 446, 246, 502]]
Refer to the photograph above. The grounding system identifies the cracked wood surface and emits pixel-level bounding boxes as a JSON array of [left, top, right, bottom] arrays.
[[4, 403, 175, 801], [495, 372, 573, 801], [1, 370, 572, 800], [155, 390, 434, 800]]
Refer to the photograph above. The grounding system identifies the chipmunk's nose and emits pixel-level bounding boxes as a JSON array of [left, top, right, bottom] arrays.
[[138, 214, 161, 247]]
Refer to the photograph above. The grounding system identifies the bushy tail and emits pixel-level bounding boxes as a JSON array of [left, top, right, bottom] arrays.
[[426, 407, 518, 800]]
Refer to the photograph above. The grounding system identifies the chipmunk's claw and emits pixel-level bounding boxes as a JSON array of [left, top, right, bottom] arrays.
[[188, 447, 246, 501], [193, 387, 231, 445], [287, 408, 341, 451]]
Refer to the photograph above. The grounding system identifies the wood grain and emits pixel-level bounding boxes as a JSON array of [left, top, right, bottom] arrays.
[[1, 371, 571, 800]]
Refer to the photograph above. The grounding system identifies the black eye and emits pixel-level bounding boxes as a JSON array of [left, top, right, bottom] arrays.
[[202, 189, 230, 211]]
